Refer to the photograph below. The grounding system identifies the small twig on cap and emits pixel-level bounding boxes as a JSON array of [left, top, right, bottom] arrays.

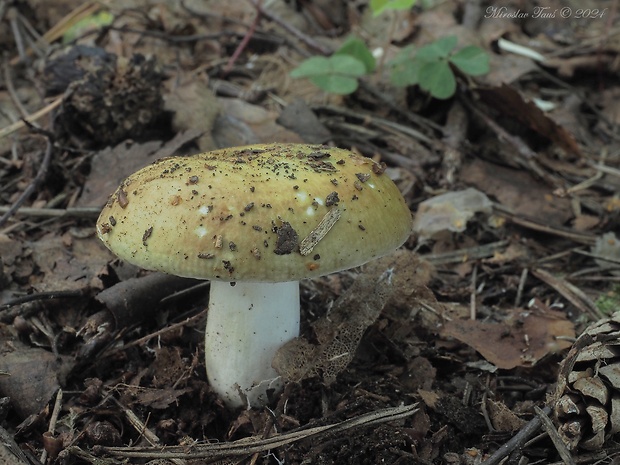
[[299, 206, 342, 256]]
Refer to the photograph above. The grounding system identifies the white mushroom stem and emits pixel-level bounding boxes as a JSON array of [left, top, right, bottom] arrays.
[[204, 280, 300, 409]]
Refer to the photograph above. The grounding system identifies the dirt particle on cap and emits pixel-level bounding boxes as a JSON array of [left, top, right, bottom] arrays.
[[307, 151, 330, 159], [273, 222, 298, 255], [188, 175, 199, 185], [117, 188, 129, 208], [142, 226, 153, 246], [251, 247, 261, 259], [222, 260, 234, 273], [229, 241, 237, 251], [214, 235, 223, 248], [99, 223, 112, 234], [109, 216, 116, 226], [244, 202, 255, 212], [356, 173, 371, 183], [306, 262, 320, 271], [325, 191, 340, 207], [372, 161, 387, 175], [198, 252, 215, 259]]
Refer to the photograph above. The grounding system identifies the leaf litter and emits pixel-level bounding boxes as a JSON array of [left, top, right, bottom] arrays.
[[0, 0, 619, 463]]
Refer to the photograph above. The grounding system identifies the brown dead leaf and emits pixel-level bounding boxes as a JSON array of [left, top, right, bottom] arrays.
[[482, 53, 540, 86], [477, 84, 581, 155], [418, 391, 440, 414], [135, 387, 192, 410], [0, 327, 72, 418], [164, 78, 220, 152], [572, 214, 600, 232], [0, 235, 24, 287], [487, 399, 526, 432], [27, 234, 111, 292], [400, 357, 436, 392], [461, 158, 573, 225], [214, 98, 303, 147], [78, 129, 203, 208], [277, 98, 331, 144], [151, 346, 186, 388], [440, 308, 574, 369], [362, 249, 435, 315], [545, 55, 619, 79], [483, 242, 528, 265]]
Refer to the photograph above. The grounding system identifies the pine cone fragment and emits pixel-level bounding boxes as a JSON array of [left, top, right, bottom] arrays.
[[553, 312, 620, 451], [44, 45, 162, 146]]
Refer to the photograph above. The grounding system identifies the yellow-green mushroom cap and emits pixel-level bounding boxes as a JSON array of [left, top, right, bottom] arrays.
[[97, 143, 413, 282]]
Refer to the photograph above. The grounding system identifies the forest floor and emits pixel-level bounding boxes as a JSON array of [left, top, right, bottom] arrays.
[[0, 0, 619, 464]]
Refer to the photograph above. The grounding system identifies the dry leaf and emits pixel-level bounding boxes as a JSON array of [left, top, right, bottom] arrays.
[[487, 399, 526, 432], [477, 84, 580, 155], [441, 308, 574, 369]]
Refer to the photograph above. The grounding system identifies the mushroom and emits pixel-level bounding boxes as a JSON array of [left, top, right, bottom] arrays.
[[96, 143, 412, 408]]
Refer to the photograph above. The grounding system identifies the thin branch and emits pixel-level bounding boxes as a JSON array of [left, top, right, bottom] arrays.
[[0, 134, 53, 227], [481, 406, 551, 465], [249, 0, 332, 55]]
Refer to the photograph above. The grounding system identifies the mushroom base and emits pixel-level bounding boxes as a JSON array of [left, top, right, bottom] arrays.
[[204, 281, 300, 408]]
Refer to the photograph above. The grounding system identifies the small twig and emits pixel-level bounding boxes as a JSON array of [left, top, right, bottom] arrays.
[[0, 96, 62, 140], [299, 206, 342, 256], [470, 263, 478, 320], [10, 1, 101, 65], [424, 240, 510, 265], [531, 267, 603, 320], [111, 396, 188, 465], [515, 267, 528, 308], [492, 203, 596, 246], [101, 403, 418, 460], [0, 424, 30, 465], [3, 59, 30, 119], [0, 135, 53, 228], [480, 388, 495, 433], [126, 410, 159, 447], [0, 289, 87, 314], [8, 7, 27, 62], [0, 206, 100, 218], [534, 405, 576, 465], [481, 406, 551, 465], [40, 389, 64, 464], [223, 0, 263, 75], [249, 0, 332, 55], [103, 309, 208, 355]]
